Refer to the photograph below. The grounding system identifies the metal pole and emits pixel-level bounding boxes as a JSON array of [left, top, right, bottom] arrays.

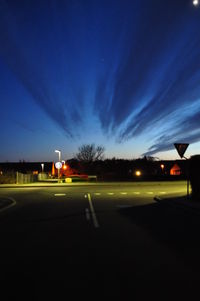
[[55, 150, 61, 179], [58, 164, 60, 179], [57, 151, 61, 179], [183, 156, 189, 200]]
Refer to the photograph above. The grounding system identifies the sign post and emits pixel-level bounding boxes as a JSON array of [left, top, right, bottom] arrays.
[[55, 150, 62, 179], [55, 161, 62, 180], [174, 143, 190, 199]]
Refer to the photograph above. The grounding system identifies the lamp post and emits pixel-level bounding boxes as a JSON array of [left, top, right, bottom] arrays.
[[55, 150, 61, 178], [160, 164, 165, 175]]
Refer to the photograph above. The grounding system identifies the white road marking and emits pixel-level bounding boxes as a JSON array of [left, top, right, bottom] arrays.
[[133, 192, 140, 194], [117, 205, 133, 208], [85, 208, 90, 221], [54, 193, 66, 196], [147, 192, 153, 194], [120, 192, 127, 195], [160, 192, 166, 194], [94, 193, 101, 195], [0, 197, 16, 213], [87, 193, 100, 228], [107, 192, 114, 195]]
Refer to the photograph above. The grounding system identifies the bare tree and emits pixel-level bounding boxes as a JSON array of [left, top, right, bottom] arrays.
[[75, 144, 105, 162]]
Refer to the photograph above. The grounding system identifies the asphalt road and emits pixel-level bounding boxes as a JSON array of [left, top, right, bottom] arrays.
[[0, 181, 200, 299]]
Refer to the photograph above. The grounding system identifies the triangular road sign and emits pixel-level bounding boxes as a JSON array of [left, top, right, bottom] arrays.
[[174, 143, 189, 158]]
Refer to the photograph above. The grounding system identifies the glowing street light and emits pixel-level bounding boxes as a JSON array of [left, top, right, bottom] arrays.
[[63, 164, 67, 170], [135, 170, 141, 177], [55, 149, 61, 162], [160, 164, 165, 175], [160, 164, 164, 169]]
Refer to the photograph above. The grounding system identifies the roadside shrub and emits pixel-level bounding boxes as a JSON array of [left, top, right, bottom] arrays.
[[189, 155, 200, 200]]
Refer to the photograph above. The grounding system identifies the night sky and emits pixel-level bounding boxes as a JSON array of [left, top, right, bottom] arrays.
[[1, 0, 200, 162]]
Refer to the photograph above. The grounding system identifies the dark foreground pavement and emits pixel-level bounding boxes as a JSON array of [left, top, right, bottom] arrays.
[[1, 183, 200, 299], [155, 194, 200, 215]]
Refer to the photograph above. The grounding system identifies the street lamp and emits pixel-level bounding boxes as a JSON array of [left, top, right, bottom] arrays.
[[135, 170, 141, 177], [55, 150, 61, 162], [55, 150, 61, 178]]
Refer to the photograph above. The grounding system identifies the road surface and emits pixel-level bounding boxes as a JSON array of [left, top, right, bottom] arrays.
[[0, 181, 199, 298]]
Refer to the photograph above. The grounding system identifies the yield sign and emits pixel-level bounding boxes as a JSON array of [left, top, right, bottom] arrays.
[[174, 143, 189, 158]]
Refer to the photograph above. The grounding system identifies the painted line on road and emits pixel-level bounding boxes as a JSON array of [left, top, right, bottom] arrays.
[[107, 192, 114, 195], [85, 208, 90, 221], [117, 205, 133, 208], [147, 192, 153, 194], [94, 193, 101, 195], [87, 193, 100, 228], [0, 197, 16, 213], [133, 192, 140, 194], [120, 192, 127, 195], [159, 192, 166, 194], [54, 193, 66, 196]]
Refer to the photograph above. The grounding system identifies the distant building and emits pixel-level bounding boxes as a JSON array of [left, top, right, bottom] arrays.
[[170, 163, 181, 176]]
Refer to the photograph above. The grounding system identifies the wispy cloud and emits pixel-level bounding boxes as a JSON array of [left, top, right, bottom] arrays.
[[0, 0, 83, 139], [1, 0, 200, 155], [143, 109, 200, 156], [93, 0, 200, 154]]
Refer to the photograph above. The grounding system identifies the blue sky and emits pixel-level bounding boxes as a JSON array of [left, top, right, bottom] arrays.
[[1, 0, 200, 162]]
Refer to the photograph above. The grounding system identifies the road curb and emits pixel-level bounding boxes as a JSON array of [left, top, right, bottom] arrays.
[[0, 182, 165, 188]]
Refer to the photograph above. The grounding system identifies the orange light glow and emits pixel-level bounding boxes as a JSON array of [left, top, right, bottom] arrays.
[[52, 162, 55, 176], [170, 164, 181, 176], [63, 165, 67, 170], [135, 170, 141, 176], [160, 164, 164, 169]]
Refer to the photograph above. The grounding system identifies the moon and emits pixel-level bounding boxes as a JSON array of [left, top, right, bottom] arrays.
[[193, 0, 199, 6]]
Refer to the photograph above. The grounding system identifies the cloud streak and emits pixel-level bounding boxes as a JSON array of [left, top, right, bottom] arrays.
[[0, 0, 84, 139], [1, 0, 200, 156], [94, 0, 200, 154]]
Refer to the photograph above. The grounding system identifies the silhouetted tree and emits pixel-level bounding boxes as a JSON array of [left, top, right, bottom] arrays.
[[75, 144, 105, 162]]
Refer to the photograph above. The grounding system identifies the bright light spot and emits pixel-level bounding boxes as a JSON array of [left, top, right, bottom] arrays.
[[135, 170, 141, 176], [63, 165, 67, 170], [55, 161, 62, 169], [193, 0, 199, 6], [160, 164, 165, 169]]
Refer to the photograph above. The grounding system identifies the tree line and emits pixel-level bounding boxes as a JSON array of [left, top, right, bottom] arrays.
[[69, 143, 168, 180]]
